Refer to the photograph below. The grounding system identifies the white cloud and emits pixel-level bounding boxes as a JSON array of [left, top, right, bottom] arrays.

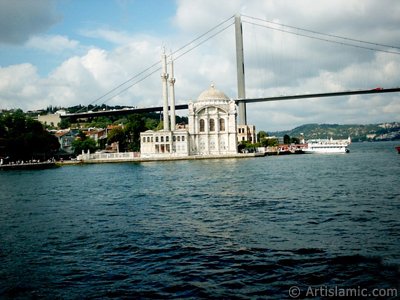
[[1, 0, 400, 131], [26, 35, 79, 52], [80, 28, 134, 45], [0, 63, 44, 109]]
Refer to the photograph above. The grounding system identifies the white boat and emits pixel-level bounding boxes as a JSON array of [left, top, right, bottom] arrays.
[[304, 137, 351, 154]]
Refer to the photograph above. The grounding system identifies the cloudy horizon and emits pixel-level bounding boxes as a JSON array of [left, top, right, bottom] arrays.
[[0, 0, 399, 131]]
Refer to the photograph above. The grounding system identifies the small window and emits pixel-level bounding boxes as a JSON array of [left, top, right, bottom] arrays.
[[161, 136, 164, 142], [147, 137, 150, 142], [177, 136, 181, 141], [143, 137, 146, 143], [173, 136, 176, 142], [209, 119, 215, 132], [200, 119, 205, 132], [166, 136, 169, 142], [155, 137, 159, 142], [219, 118, 225, 131], [182, 136, 185, 142]]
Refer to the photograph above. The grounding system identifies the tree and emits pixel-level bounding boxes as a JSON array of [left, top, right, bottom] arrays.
[[145, 118, 159, 130], [283, 134, 291, 144], [107, 127, 126, 150], [72, 131, 98, 155], [88, 116, 112, 128], [257, 130, 268, 141], [291, 137, 300, 144], [0, 110, 60, 160], [59, 118, 71, 129], [125, 114, 146, 151]]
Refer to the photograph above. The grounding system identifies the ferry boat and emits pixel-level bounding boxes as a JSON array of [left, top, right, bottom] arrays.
[[304, 137, 351, 154]]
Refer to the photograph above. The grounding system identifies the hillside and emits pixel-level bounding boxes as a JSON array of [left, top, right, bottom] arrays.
[[268, 122, 400, 142]]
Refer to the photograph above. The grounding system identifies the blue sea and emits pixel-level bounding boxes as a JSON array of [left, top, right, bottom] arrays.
[[1, 141, 399, 299]]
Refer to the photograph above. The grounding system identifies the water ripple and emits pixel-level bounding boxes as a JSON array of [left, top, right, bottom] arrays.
[[1, 142, 399, 298]]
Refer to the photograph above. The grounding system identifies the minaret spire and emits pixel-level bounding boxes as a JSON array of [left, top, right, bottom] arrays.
[[169, 54, 176, 131], [161, 50, 169, 131]]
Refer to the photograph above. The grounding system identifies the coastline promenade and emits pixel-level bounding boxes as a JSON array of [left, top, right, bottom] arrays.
[[61, 151, 264, 165]]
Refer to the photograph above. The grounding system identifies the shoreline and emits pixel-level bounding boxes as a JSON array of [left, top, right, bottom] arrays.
[[58, 152, 264, 166], [0, 161, 58, 171]]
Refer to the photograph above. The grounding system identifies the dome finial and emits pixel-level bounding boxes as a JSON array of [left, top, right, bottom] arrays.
[[197, 83, 230, 102]]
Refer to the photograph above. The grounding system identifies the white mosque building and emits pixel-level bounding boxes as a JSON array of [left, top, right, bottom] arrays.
[[140, 52, 255, 158]]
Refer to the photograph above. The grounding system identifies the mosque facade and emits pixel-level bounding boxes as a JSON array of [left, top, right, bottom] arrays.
[[140, 52, 255, 158]]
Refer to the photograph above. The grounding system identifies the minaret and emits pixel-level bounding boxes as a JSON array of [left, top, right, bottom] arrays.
[[161, 51, 170, 131], [169, 55, 176, 131]]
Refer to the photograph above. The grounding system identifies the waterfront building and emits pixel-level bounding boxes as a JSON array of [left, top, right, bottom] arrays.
[[54, 129, 75, 154], [188, 84, 238, 155], [237, 124, 257, 143], [140, 53, 240, 158]]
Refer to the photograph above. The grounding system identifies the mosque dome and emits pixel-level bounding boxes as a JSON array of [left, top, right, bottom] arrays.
[[197, 83, 230, 102]]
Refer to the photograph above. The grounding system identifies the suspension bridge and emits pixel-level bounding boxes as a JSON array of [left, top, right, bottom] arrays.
[[61, 14, 400, 123]]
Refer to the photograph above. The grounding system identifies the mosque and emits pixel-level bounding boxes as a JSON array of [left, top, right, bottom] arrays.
[[140, 52, 256, 158]]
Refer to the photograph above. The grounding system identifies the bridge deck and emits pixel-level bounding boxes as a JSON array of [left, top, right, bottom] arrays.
[[61, 88, 400, 119]]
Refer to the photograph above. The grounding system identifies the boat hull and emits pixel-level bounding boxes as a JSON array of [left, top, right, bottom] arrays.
[[303, 148, 349, 154]]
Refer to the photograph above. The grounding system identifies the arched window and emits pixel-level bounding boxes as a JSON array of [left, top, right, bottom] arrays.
[[209, 119, 215, 132], [166, 136, 169, 142], [155, 137, 159, 143], [219, 118, 225, 131], [161, 136, 164, 142], [200, 119, 205, 132]]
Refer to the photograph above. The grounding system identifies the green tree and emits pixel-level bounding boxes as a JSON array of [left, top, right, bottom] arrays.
[[0, 110, 60, 160], [257, 130, 268, 141], [59, 118, 71, 129], [72, 130, 98, 155], [145, 118, 159, 130], [291, 137, 300, 144], [267, 138, 278, 147], [88, 116, 112, 128], [72, 137, 97, 155], [107, 127, 126, 150], [125, 114, 146, 151], [283, 134, 291, 144]]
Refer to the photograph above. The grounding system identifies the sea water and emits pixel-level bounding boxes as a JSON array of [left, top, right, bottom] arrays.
[[1, 141, 399, 299]]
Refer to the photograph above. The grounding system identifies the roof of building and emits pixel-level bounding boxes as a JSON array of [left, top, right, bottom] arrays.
[[197, 83, 230, 102]]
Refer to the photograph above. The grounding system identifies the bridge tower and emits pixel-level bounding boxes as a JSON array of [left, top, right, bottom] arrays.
[[235, 14, 246, 125]]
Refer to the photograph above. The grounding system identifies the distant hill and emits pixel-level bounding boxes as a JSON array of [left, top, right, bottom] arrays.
[[268, 122, 400, 142]]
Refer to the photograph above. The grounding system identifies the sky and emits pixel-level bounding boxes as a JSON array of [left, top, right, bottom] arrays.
[[0, 0, 399, 131]]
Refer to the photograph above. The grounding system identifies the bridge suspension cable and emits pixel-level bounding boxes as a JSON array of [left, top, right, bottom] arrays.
[[241, 14, 400, 56], [78, 14, 399, 114], [98, 18, 235, 106], [78, 16, 235, 112]]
